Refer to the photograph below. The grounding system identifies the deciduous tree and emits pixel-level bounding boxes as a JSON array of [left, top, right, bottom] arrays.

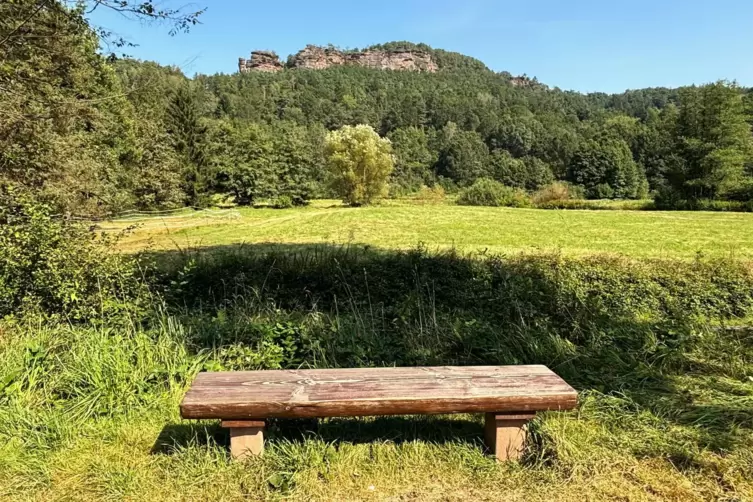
[[325, 125, 394, 205]]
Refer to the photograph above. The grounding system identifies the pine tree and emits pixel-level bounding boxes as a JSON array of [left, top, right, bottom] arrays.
[[166, 85, 209, 206]]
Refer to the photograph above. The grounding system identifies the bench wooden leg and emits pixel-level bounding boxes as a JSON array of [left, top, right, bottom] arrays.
[[221, 420, 265, 460], [484, 412, 535, 461]]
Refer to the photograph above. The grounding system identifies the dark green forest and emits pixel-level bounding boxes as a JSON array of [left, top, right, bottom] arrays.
[[3, 1, 753, 216]]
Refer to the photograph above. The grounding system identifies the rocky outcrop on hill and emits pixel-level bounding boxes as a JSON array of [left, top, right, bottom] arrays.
[[238, 45, 438, 73], [289, 45, 438, 72], [238, 51, 284, 73]]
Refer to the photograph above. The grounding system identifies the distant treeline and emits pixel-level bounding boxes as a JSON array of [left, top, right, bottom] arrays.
[[2, 1, 753, 216]]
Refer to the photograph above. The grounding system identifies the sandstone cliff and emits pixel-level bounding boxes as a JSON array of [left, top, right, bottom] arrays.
[[289, 45, 438, 72], [238, 51, 284, 73], [238, 45, 437, 73]]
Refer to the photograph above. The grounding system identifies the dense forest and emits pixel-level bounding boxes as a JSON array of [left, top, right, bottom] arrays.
[[3, 1, 753, 216]]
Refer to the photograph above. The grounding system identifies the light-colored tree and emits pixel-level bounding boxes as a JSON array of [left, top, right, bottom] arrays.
[[325, 125, 394, 205]]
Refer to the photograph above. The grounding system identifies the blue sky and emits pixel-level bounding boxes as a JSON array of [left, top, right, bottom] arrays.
[[89, 0, 753, 93]]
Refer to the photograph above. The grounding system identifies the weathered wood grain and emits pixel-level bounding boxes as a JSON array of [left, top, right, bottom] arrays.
[[180, 365, 577, 419], [221, 419, 265, 429]]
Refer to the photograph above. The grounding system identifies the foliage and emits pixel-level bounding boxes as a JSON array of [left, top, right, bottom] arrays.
[[567, 136, 648, 199], [0, 0, 136, 216], [535, 199, 654, 210], [270, 195, 294, 209], [113, 60, 188, 209], [489, 150, 554, 190], [0, 185, 144, 320], [668, 82, 753, 200], [412, 184, 447, 203], [532, 182, 578, 204], [489, 115, 541, 157], [324, 125, 394, 205], [0, 0, 208, 217], [210, 121, 322, 205], [387, 127, 437, 193], [166, 84, 211, 206], [654, 189, 753, 212], [457, 178, 531, 207], [435, 125, 491, 186]]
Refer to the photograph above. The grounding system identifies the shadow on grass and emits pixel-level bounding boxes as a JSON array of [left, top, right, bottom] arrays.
[[275, 415, 484, 446], [142, 242, 753, 462], [151, 421, 225, 455], [151, 415, 485, 456]]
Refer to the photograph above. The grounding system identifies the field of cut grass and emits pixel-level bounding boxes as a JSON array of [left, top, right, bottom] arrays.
[[106, 200, 753, 259]]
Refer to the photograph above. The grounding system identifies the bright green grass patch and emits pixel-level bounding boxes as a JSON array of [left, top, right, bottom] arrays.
[[104, 200, 753, 259], [1, 324, 751, 502]]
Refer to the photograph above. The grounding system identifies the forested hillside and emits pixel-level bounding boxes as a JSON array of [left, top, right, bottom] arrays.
[[3, 2, 753, 215]]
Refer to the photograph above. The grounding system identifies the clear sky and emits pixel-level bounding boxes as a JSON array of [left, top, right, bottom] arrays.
[[89, 0, 753, 93]]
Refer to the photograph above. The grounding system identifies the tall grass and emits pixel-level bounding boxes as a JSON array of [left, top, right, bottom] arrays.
[[1, 245, 753, 500]]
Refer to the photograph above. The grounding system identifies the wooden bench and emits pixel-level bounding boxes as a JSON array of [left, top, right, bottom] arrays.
[[180, 365, 577, 461]]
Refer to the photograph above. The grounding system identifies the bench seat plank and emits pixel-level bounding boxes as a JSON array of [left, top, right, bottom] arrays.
[[180, 365, 577, 419]]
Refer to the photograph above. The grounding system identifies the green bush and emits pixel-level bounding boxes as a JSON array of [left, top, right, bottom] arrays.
[[724, 181, 753, 202], [411, 185, 447, 204], [456, 178, 531, 207], [535, 199, 654, 210], [592, 183, 615, 199], [270, 195, 294, 209], [654, 187, 753, 212], [0, 185, 145, 320], [532, 182, 584, 205]]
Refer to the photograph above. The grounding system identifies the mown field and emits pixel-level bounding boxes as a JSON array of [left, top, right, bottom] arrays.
[[3, 202, 753, 501], [107, 200, 753, 259]]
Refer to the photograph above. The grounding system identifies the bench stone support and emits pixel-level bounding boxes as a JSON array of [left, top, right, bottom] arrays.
[[484, 412, 535, 461], [222, 420, 265, 459]]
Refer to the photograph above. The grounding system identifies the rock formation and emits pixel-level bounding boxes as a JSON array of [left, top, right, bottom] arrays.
[[289, 45, 438, 72], [238, 51, 284, 73], [238, 45, 438, 73], [508, 75, 547, 90]]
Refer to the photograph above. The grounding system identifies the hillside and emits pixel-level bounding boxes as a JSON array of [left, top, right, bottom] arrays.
[[3, 16, 751, 216]]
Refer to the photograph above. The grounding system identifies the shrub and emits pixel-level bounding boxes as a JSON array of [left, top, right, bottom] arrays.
[[592, 183, 615, 199], [436, 176, 459, 194], [413, 185, 446, 204], [457, 178, 531, 207], [654, 186, 753, 212], [0, 185, 145, 320], [270, 195, 294, 209], [535, 199, 655, 210], [724, 181, 753, 202], [532, 182, 578, 204]]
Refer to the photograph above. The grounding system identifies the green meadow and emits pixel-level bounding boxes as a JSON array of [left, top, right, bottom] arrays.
[[109, 201, 753, 259]]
